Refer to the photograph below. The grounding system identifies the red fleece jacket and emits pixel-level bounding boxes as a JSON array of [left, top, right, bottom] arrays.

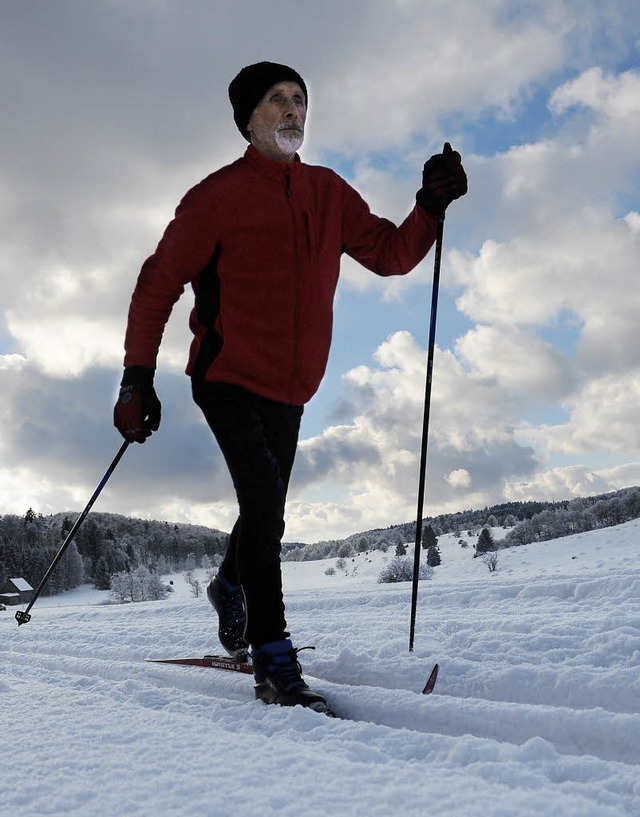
[[124, 146, 438, 405]]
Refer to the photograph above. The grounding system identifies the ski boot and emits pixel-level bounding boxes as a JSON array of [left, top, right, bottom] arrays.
[[251, 639, 334, 716], [206, 574, 249, 661]]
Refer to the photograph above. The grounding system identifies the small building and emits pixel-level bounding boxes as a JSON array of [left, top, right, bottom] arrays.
[[0, 578, 34, 606]]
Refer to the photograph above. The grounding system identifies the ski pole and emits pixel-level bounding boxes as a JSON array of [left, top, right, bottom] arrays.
[[15, 440, 130, 625], [409, 211, 445, 652]]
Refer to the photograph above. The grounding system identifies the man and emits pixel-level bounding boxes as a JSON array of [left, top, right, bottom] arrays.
[[114, 62, 467, 711]]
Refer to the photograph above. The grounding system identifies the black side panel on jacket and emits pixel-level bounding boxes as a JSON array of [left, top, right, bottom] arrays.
[[192, 244, 223, 382]]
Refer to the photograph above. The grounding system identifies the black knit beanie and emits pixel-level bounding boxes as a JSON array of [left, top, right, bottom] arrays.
[[228, 61, 308, 141]]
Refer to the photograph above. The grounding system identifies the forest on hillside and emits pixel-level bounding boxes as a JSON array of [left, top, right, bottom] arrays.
[[1, 486, 639, 598], [0, 510, 226, 597], [282, 486, 640, 562]]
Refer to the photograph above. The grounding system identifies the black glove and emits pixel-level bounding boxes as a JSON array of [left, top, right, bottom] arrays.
[[113, 366, 161, 444], [416, 142, 468, 218]]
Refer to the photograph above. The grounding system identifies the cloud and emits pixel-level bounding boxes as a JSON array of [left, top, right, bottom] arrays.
[[455, 324, 577, 401], [288, 331, 538, 538], [0, 362, 235, 519], [311, 0, 570, 154], [446, 469, 472, 489], [502, 459, 640, 504], [504, 465, 614, 502], [550, 66, 640, 124], [531, 369, 640, 456]]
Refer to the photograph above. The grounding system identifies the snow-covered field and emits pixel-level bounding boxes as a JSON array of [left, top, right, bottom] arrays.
[[2, 522, 639, 816]]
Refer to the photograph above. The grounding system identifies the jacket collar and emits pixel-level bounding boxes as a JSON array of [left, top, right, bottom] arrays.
[[244, 144, 302, 181]]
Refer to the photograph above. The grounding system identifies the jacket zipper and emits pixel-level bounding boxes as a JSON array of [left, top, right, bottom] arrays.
[[286, 169, 301, 402]]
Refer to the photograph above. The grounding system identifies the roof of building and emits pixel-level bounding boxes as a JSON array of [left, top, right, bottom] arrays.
[[8, 578, 34, 592]]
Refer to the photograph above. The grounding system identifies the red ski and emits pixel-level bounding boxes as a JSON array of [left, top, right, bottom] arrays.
[[422, 662, 439, 694], [146, 654, 439, 695], [145, 654, 253, 674]]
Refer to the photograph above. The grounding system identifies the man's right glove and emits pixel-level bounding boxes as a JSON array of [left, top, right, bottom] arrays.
[[416, 142, 468, 218], [113, 366, 161, 444]]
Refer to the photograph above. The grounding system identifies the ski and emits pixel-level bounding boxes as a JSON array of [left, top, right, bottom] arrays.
[[146, 654, 337, 717], [422, 662, 439, 694], [145, 654, 253, 673], [146, 654, 439, 695]]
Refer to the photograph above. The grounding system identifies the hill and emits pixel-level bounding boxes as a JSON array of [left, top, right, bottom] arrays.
[[2, 484, 639, 597]]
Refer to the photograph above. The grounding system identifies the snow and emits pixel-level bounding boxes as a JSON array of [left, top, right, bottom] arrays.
[[1, 522, 639, 816]]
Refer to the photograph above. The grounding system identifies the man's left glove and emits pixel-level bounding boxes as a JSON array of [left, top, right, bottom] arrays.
[[113, 366, 161, 444], [416, 142, 468, 218]]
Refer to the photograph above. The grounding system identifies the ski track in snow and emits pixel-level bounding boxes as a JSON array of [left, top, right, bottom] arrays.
[[1, 521, 640, 816]]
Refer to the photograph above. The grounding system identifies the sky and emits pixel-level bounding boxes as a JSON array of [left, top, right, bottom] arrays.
[[1, 0, 640, 543]]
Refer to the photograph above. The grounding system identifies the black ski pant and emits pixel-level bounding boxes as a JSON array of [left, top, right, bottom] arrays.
[[192, 380, 303, 648]]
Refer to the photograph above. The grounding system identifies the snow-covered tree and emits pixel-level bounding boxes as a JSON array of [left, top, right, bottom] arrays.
[[378, 556, 432, 584], [475, 528, 496, 556], [426, 544, 441, 567], [422, 525, 438, 550]]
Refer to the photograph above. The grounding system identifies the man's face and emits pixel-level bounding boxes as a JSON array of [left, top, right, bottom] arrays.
[[246, 81, 306, 163]]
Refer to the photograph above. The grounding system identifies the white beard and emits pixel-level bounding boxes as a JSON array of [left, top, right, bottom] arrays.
[[275, 126, 304, 154]]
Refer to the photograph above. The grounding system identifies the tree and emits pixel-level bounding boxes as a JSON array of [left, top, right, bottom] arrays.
[[395, 541, 407, 556], [109, 566, 165, 603], [146, 572, 169, 601], [422, 525, 437, 551], [125, 541, 138, 569], [64, 542, 84, 589], [185, 571, 202, 597], [426, 545, 441, 567], [337, 542, 353, 559], [378, 556, 432, 584], [482, 552, 499, 573], [109, 571, 130, 604], [475, 528, 496, 557], [94, 556, 112, 590]]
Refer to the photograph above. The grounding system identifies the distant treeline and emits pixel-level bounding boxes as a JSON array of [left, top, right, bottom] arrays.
[[502, 487, 640, 547], [0, 510, 227, 596], [282, 486, 640, 562], [2, 486, 639, 596]]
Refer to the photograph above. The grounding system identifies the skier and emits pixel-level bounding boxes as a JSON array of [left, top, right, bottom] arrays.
[[114, 61, 467, 710]]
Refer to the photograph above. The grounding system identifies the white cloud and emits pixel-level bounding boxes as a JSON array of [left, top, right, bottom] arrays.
[[0, 353, 27, 371], [291, 331, 537, 538], [311, 0, 571, 154], [504, 465, 613, 501], [533, 370, 640, 456], [450, 153, 640, 378], [456, 324, 576, 401], [7, 315, 124, 376], [503, 459, 640, 504], [446, 469, 472, 489], [549, 66, 640, 122]]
